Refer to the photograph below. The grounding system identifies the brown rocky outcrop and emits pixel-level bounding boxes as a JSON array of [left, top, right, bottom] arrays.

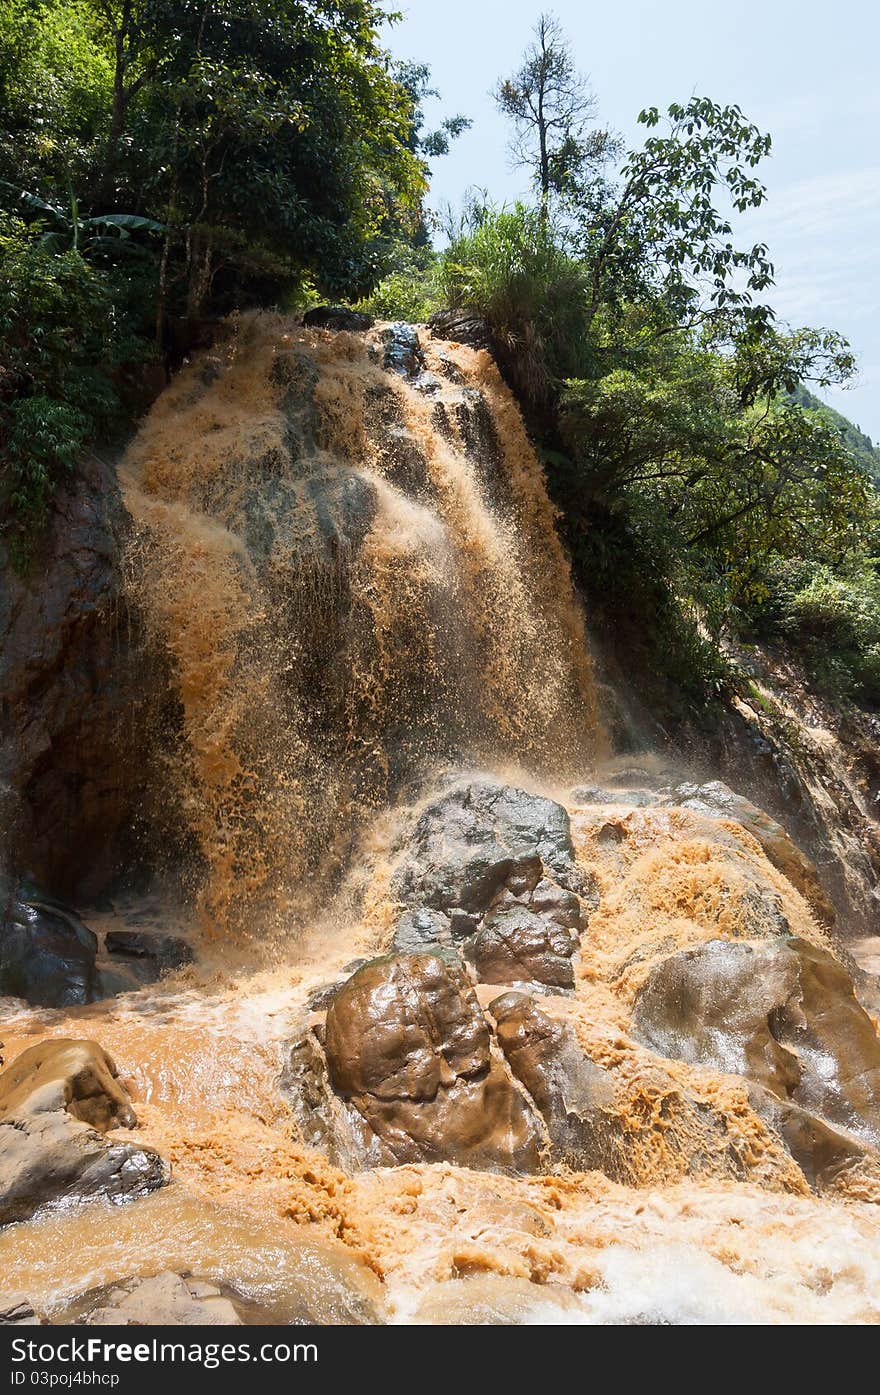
[[464, 905, 577, 988], [667, 781, 836, 927], [490, 991, 615, 1168], [391, 780, 592, 989], [0, 456, 154, 898], [71, 1273, 244, 1326], [321, 954, 544, 1170], [0, 1039, 168, 1225], [632, 936, 880, 1180]]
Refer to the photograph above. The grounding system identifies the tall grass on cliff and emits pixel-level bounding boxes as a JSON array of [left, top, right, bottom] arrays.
[[438, 204, 594, 409]]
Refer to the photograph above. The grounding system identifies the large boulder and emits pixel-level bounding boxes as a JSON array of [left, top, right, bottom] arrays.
[[493, 998, 616, 1149], [1, 885, 99, 1007], [464, 906, 576, 989], [427, 308, 494, 352], [0, 1040, 168, 1225], [302, 305, 373, 333], [391, 907, 457, 958], [392, 781, 590, 989], [0, 1039, 136, 1132], [632, 937, 880, 1170], [321, 954, 544, 1170], [490, 992, 616, 1169], [377, 322, 424, 377], [394, 780, 587, 914]]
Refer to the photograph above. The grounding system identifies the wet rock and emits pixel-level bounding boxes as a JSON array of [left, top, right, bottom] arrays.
[[0, 1040, 136, 1132], [105, 930, 194, 972], [666, 781, 835, 927], [280, 1030, 379, 1170], [306, 982, 344, 1012], [0, 1040, 168, 1225], [305, 959, 371, 1012], [72, 1273, 243, 1326], [632, 937, 880, 1148], [302, 305, 373, 333], [491, 992, 616, 1167], [0, 1301, 41, 1325], [745, 1083, 871, 1189], [392, 907, 455, 956], [413, 1276, 584, 1324], [604, 766, 673, 790], [394, 779, 588, 915], [571, 784, 660, 808], [1, 885, 99, 1007], [243, 465, 378, 571], [378, 322, 424, 377], [0, 455, 153, 898], [428, 308, 494, 352], [322, 954, 544, 1170], [464, 906, 576, 989]]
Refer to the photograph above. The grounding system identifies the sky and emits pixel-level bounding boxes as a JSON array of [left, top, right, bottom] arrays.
[[385, 0, 880, 440]]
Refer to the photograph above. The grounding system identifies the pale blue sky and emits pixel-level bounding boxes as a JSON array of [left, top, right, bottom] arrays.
[[386, 0, 880, 440]]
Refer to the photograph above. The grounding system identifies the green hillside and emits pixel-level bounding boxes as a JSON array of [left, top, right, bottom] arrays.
[[790, 384, 880, 484]]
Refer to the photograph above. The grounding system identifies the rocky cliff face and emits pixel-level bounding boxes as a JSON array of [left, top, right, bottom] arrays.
[[0, 455, 153, 898]]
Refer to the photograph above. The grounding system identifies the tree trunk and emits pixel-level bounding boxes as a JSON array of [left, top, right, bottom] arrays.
[[185, 232, 213, 329]]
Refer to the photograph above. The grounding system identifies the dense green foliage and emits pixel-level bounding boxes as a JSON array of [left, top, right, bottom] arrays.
[[790, 384, 880, 484], [0, 0, 449, 545]]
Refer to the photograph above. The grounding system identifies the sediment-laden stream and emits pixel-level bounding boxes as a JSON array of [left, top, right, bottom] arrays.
[[3, 317, 880, 1326]]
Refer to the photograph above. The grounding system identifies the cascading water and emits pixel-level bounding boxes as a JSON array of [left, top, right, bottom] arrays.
[[120, 313, 604, 933], [4, 314, 880, 1326]]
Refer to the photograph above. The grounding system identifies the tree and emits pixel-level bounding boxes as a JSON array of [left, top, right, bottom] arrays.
[[559, 323, 870, 607], [494, 13, 606, 216], [0, 0, 434, 545], [142, 0, 427, 331], [396, 61, 471, 163], [576, 98, 775, 333], [86, 0, 186, 176]]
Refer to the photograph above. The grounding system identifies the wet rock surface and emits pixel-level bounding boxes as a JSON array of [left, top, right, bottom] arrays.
[[0, 455, 153, 898], [413, 1275, 584, 1325], [1, 885, 99, 1007], [100, 929, 195, 994], [302, 305, 373, 333], [377, 321, 425, 377], [490, 992, 615, 1167], [392, 780, 591, 989], [280, 1029, 378, 1171], [395, 780, 588, 912], [464, 905, 576, 989], [68, 1272, 243, 1326], [427, 308, 494, 351], [0, 1040, 168, 1225], [1, 883, 194, 1006], [0, 1300, 41, 1325], [320, 954, 544, 1170], [391, 907, 456, 957], [632, 936, 880, 1176], [666, 780, 835, 927]]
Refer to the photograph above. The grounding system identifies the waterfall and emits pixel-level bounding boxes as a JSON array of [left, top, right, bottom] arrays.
[[120, 313, 604, 931]]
